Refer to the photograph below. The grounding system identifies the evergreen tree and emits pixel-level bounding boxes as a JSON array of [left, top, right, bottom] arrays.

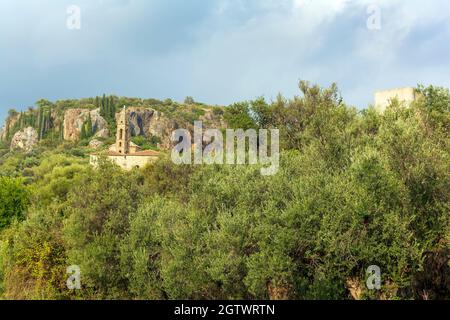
[[109, 96, 116, 120], [86, 113, 93, 137], [80, 123, 86, 140], [102, 94, 106, 109], [105, 97, 110, 120], [38, 108, 45, 140], [27, 106, 34, 120], [40, 113, 45, 140], [37, 107, 42, 134]]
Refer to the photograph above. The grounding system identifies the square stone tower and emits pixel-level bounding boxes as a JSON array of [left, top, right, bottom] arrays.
[[374, 87, 417, 113], [116, 106, 130, 154]]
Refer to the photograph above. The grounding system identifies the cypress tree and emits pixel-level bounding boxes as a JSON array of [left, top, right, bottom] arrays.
[[37, 108, 42, 132], [37, 108, 44, 140], [105, 98, 109, 120], [39, 110, 46, 140], [109, 96, 115, 120], [86, 113, 93, 137], [100, 95, 104, 117], [45, 110, 50, 132], [80, 123, 86, 140]]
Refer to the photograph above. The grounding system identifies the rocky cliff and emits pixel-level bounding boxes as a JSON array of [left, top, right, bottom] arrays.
[[0, 113, 21, 141], [118, 107, 226, 150], [63, 108, 108, 141], [118, 108, 178, 149]]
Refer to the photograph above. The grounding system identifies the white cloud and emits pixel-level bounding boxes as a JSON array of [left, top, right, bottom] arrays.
[[0, 0, 449, 123]]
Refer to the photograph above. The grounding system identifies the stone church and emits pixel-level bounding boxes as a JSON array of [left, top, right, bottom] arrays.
[[90, 107, 160, 170]]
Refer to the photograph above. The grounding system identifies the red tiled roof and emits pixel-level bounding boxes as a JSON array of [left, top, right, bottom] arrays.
[[130, 150, 160, 156], [91, 150, 160, 157]]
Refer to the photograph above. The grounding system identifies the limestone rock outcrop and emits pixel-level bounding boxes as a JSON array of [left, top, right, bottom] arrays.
[[147, 111, 178, 150], [127, 108, 155, 136], [89, 139, 104, 149], [116, 108, 178, 150], [10, 127, 38, 152], [0, 125, 5, 141], [94, 128, 110, 139], [63, 108, 108, 141], [0, 113, 21, 141]]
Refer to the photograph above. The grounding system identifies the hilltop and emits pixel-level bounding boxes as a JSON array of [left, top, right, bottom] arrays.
[[0, 95, 226, 157]]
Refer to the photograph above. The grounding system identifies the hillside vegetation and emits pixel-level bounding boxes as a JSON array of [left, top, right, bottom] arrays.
[[0, 82, 448, 300], [0, 95, 224, 149]]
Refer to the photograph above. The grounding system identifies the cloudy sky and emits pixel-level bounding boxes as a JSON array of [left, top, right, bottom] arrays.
[[0, 0, 449, 123]]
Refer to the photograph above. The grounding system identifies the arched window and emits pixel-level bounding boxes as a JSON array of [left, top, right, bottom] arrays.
[[120, 129, 123, 137]]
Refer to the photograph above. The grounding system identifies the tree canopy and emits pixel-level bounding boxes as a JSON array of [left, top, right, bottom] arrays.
[[0, 82, 448, 300]]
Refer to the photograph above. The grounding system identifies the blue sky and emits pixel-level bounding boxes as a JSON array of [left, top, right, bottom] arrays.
[[0, 0, 449, 124]]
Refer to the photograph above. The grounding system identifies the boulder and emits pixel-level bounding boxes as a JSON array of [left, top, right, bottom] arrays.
[[89, 139, 104, 149], [94, 128, 110, 139], [10, 127, 38, 152]]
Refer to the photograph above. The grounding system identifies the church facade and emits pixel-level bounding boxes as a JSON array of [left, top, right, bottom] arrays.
[[90, 107, 160, 170]]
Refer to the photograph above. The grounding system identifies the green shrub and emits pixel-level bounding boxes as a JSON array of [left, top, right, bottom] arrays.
[[0, 177, 29, 229]]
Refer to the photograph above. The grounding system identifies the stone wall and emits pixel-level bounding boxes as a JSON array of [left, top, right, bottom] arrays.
[[90, 154, 158, 171]]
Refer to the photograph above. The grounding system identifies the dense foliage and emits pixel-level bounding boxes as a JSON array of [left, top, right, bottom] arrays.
[[0, 177, 29, 229], [0, 83, 448, 300]]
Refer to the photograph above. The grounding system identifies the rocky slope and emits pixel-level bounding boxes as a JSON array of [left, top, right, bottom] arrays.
[[10, 127, 39, 152]]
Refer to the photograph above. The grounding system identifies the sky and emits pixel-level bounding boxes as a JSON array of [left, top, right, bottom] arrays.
[[0, 0, 449, 124]]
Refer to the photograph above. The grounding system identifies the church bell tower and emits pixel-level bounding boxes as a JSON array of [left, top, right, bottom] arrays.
[[116, 106, 130, 154]]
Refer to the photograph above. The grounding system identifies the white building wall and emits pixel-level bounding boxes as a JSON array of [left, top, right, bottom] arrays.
[[374, 87, 417, 113], [90, 154, 158, 170]]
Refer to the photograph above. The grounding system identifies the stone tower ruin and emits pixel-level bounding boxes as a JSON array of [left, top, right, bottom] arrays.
[[374, 87, 418, 113]]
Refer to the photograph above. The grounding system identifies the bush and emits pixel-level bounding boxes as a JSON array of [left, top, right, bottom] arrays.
[[0, 177, 29, 229]]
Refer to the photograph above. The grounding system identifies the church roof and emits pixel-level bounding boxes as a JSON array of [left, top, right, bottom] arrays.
[[126, 150, 160, 157], [91, 149, 160, 157]]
